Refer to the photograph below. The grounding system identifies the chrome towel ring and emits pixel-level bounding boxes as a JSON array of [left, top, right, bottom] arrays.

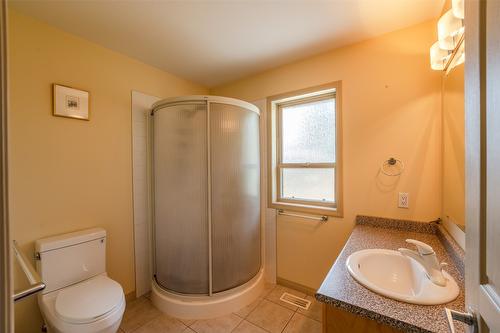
[[381, 157, 404, 176]]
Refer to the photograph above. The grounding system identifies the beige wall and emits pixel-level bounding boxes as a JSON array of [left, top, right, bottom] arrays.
[[8, 10, 207, 333], [441, 64, 465, 228], [211, 20, 443, 289]]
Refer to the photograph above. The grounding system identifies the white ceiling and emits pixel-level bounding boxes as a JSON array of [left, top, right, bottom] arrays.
[[10, 0, 443, 87]]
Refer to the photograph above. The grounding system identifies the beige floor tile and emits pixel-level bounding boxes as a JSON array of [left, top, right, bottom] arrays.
[[283, 313, 322, 333], [233, 320, 269, 333], [134, 314, 187, 333], [120, 297, 161, 332], [296, 295, 322, 322], [234, 298, 262, 318], [259, 283, 276, 299], [246, 299, 294, 333], [265, 285, 306, 311], [190, 313, 242, 333]]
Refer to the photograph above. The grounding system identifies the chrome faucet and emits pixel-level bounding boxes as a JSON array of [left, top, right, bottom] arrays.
[[398, 239, 447, 287]]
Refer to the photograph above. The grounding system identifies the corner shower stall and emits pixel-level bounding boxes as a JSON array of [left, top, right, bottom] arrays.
[[150, 96, 263, 319]]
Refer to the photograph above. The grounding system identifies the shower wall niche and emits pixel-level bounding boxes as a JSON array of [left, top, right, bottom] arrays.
[[152, 96, 261, 296]]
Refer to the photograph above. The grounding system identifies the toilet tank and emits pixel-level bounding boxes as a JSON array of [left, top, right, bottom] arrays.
[[35, 228, 106, 294]]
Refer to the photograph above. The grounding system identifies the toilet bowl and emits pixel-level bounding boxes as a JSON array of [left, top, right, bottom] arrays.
[[35, 228, 125, 333]]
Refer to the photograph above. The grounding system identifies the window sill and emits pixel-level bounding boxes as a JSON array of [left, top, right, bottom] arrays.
[[270, 201, 343, 218]]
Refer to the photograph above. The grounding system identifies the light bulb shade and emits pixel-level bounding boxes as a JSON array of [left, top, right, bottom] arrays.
[[438, 9, 464, 50], [452, 0, 465, 19], [430, 41, 451, 70]]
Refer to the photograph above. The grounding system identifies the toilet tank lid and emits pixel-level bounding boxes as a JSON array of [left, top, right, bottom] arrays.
[[36, 228, 106, 253]]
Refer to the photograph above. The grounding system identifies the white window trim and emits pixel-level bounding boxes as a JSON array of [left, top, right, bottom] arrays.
[[267, 82, 343, 217]]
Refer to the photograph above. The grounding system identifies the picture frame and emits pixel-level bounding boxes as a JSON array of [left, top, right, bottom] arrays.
[[53, 84, 90, 120]]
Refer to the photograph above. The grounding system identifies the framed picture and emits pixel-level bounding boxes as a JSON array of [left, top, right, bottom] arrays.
[[53, 84, 90, 120]]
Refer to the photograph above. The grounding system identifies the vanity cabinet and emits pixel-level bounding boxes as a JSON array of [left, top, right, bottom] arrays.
[[322, 304, 403, 333]]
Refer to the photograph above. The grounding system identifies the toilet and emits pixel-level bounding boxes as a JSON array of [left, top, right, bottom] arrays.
[[36, 228, 125, 333]]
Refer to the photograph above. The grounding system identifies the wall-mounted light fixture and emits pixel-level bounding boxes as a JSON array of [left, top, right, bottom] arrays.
[[451, 0, 464, 19], [430, 0, 464, 73]]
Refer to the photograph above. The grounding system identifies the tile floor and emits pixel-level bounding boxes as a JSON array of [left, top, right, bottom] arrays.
[[119, 284, 322, 333]]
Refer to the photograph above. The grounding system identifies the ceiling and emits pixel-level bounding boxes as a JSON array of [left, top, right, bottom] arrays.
[[10, 0, 443, 87]]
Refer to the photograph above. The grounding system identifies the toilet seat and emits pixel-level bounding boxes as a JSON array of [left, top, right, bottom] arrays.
[[55, 275, 123, 324]]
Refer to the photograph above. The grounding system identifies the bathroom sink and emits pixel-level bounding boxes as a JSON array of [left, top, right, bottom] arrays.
[[346, 249, 459, 305]]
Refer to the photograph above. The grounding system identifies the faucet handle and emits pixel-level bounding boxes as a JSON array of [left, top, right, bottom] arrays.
[[405, 239, 435, 255]]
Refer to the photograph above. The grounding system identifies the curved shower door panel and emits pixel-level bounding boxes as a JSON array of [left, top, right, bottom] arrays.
[[153, 102, 209, 295], [210, 102, 261, 293]]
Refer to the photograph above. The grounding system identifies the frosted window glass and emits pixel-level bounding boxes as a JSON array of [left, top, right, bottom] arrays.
[[282, 168, 335, 202], [282, 98, 335, 163]]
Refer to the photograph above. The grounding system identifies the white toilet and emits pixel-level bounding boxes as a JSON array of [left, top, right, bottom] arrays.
[[36, 228, 125, 333]]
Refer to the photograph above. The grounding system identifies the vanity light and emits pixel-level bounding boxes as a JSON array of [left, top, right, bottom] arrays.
[[430, 41, 452, 71], [430, 4, 465, 72], [452, 0, 465, 19], [438, 9, 464, 50]]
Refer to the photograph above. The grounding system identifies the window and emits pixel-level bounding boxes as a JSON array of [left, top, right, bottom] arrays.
[[268, 82, 342, 216]]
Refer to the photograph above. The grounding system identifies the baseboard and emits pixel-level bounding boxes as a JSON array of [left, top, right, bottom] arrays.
[[125, 290, 137, 302], [277, 277, 317, 296]]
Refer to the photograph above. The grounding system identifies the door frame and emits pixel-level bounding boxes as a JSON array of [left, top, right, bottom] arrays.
[[465, 0, 500, 331], [464, 0, 483, 314], [0, 0, 12, 331]]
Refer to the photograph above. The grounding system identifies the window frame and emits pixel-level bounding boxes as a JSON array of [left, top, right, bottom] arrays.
[[267, 81, 343, 217], [276, 93, 337, 207]]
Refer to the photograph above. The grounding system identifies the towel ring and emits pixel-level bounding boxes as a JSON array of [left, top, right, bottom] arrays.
[[381, 157, 404, 176]]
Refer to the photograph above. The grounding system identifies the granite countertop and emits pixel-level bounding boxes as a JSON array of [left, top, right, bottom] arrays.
[[315, 216, 466, 333]]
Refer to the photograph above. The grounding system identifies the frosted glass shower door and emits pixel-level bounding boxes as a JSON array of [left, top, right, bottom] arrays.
[[153, 103, 209, 294], [210, 103, 261, 293]]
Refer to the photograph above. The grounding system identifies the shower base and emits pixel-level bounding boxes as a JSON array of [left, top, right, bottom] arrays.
[[151, 269, 265, 319]]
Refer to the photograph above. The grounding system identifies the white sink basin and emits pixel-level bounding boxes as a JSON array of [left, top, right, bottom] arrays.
[[346, 249, 459, 305]]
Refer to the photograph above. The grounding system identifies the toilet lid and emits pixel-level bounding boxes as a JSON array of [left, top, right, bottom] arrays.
[[55, 275, 124, 324]]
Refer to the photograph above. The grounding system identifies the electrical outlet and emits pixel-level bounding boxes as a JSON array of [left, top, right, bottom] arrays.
[[398, 192, 409, 208]]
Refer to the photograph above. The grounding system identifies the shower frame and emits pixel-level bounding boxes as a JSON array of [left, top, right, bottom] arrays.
[[149, 95, 263, 297]]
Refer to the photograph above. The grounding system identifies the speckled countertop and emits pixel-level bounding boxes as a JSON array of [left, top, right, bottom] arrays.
[[315, 216, 466, 333]]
